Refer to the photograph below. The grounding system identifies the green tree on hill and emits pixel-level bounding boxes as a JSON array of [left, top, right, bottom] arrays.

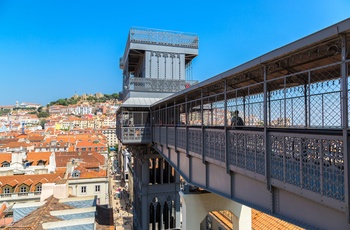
[[48, 93, 119, 106]]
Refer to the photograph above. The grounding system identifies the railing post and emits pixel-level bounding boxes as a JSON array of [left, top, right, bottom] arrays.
[[264, 65, 271, 191], [201, 88, 205, 163], [165, 103, 168, 147], [340, 34, 350, 221], [150, 109, 153, 143], [185, 95, 189, 157], [224, 80, 230, 174]]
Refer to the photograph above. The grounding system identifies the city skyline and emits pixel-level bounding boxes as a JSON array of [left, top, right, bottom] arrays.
[[1, 1, 349, 106]]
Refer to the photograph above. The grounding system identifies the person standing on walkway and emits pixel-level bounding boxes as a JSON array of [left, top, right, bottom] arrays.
[[231, 110, 244, 127]]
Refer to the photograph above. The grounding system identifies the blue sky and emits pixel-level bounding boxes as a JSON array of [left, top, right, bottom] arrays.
[[0, 0, 349, 106]]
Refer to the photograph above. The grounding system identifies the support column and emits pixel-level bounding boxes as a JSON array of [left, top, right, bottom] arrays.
[[160, 158, 164, 184], [340, 34, 350, 221], [180, 191, 251, 230], [175, 173, 181, 228]]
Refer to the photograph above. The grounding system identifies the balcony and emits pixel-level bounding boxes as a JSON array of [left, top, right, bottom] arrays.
[[116, 110, 151, 145], [117, 126, 151, 144], [123, 77, 198, 96]]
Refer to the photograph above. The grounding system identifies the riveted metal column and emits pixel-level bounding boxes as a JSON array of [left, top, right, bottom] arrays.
[[160, 158, 164, 184], [307, 71, 311, 128], [165, 103, 168, 147], [211, 103, 214, 125], [304, 73, 309, 127], [224, 80, 230, 174], [174, 100, 177, 151], [243, 96, 246, 124], [340, 34, 350, 221], [201, 88, 205, 163], [159, 104, 161, 144], [264, 65, 271, 191], [185, 95, 189, 157]]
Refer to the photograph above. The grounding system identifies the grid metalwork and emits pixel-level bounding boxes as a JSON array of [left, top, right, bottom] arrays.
[[188, 98, 202, 126], [227, 74, 264, 127], [129, 27, 198, 49], [202, 93, 226, 126], [309, 65, 341, 128], [267, 64, 342, 128]]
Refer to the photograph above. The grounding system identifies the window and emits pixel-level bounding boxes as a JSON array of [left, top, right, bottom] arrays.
[[206, 215, 212, 230], [81, 186, 87, 194], [95, 185, 100, 192], [36, 185, 42, 192], [20, 186, 27, 193], [2, 162, 10, 167], [72, 170, 81, 178], [4, 187, 10, 194]]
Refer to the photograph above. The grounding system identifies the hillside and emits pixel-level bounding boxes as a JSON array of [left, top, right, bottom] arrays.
[[48, 93, 119, 106]]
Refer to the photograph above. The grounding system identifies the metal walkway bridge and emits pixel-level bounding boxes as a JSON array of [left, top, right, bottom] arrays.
[[117, 19, 350, 229]]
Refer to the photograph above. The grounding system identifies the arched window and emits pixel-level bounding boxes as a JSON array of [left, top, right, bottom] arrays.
[[36, 184, 42, 192], [1, 161, 10, 167]]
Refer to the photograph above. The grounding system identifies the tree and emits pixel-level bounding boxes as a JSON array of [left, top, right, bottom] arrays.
[[38, 111, 49, 118], [40, 119, 47, 129]]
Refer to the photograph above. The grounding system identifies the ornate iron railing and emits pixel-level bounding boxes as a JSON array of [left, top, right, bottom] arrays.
[[153, 126, 344, 202], [129, 27, 198, 49], [117, 126, 151, 144], [125, 77, 198, 93]]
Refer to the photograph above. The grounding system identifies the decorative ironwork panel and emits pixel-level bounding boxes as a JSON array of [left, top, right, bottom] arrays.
[[228, 131, 238, 166], [227, 131, 265, 175], [188, 128, 202, 155], [245, 134, 257, 171], [176, 128, 186, 150], [270, 133, 344, 201], [255, 134, 265, 175], [236, 133, 246, 168], [161, 127, 167, 145], [204, 129, 225, 162], [153, 126, 159, 143], [322, 139, 344, 201], [270, 135, 285, 181], [301, 138, 321, 193], [127, 78, 198, 93], [167, 127, 175, 147], [284, 137, 301, 186], [121, 126, 151, 143]]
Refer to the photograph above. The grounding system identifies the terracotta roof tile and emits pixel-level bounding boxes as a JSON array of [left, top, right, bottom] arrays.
[[252, 209, 304, 230]]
